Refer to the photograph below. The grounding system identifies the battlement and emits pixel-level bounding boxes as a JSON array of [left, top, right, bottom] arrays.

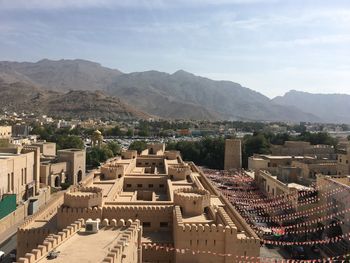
[[16, 219, 84, 263], [165, 151, 180, 160], [121, 150, 137, 159], [57, 206, 103, 229], [174, 188, 210, 216], [103, 205, 173, 214], [64, 186, 103, 208], [168, 164, 191, 180], [101, 219, 142, 263], [101, 163, 125, 179]]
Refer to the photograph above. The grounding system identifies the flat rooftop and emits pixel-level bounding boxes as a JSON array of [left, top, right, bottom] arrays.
[[37, 228, 125, 263]]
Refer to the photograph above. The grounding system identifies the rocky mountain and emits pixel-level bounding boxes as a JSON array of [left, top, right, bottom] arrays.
[[0, 59, 320, 122], [0, 59, 122, 91], [105, 70, 318, 121], [0, 78, 150, 120], [273, 90, 350, 124]]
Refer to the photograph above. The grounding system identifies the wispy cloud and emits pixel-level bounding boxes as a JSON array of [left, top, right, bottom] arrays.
[[0, 0, 279, 10], [268, 34, 350, 47]]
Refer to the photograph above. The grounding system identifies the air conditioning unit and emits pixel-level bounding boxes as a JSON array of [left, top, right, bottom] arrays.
[[85, 219, 99, 233]]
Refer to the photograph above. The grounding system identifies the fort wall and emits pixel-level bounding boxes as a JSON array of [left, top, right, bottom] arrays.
[[16, 219, 84, 263], [103, 205, 173, 232], [63, 186, 103, 208]]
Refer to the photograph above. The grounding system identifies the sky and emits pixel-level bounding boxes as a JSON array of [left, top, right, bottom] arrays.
[[0, 0, 350, 98]]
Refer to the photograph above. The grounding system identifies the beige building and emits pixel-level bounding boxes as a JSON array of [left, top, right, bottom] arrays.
[[16, 143, 260, 263], [224, 139, 242, 170], [0, 126, 12, 139], [337, 144, 350, 176], [255, 170, 313, 210], [31, 142, 57, 157], [271, 141, 335, 159], [291, 159, 337, 186], [248, 154, 311, 174], [0, 151, 35, 203], [317, 175, 350, 254], [57, 149, 86, 185]]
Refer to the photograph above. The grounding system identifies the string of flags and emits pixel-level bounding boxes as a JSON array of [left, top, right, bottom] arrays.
[[142, 242, 350, 262]]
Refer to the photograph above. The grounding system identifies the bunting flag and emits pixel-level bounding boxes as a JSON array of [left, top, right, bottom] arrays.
[[141, 242, 350, 262]]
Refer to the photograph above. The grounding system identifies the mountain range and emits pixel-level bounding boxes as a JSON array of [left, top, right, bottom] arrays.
[[0, 59, 347, 123]]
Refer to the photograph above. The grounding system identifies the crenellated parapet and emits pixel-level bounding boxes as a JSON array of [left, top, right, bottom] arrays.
[[16, 219, 84, 263], [101, 163, 125, 180], [121, 150, 137, 159], [101, 219, 142, 263], [168, 164, 191, 180], [57, 206, 103, 229], [165, 150, 180, 160], [174, 188, 210, 216], [64, 186, 103, 208]]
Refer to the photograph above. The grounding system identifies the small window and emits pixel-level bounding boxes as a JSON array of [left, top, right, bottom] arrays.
[[148, 184, 154, 188], [126, 184, 132, 188], [159, 184, 164, 188], [145, 162, 149, 165], [160, 222, 168, 228], [143, 222, 151, 228], [118, 174, 122, 178], [137, 184, 142, 188], [152, 162, 156, 165]]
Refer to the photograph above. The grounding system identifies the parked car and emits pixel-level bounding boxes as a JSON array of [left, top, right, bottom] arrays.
[[0, 251, 5, 261]]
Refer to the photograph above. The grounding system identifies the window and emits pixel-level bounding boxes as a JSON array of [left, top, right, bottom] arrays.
[[160, 222, 168, 228], [159, 184, 164, 188], [118, 174, 122, 178], [137, 184, 143, 188], [143, 222, 151, 228], [148, 184, 154, 188], [11, 172, 14, 191], [86, 224, 93, 231], [126, 184, 132, 188]]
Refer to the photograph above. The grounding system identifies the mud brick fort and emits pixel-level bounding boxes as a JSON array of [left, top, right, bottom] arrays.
[[15, 143, 260, 263]]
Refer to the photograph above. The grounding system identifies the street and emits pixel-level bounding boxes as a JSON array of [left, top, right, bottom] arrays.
[[0, 233, 16, 263]]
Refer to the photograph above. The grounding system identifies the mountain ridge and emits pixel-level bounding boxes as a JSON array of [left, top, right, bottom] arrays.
[[0, 59, 330, 122], [273, 90, 350, 123]]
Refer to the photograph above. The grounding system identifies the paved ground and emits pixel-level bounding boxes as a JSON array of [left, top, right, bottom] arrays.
[[0, 233, 17, 263]]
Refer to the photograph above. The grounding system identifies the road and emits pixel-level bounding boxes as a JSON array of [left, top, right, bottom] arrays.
[[0, 233, 16, 263]]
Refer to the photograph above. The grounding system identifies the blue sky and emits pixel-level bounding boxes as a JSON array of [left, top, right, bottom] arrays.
[[0, 0, 350, 97]]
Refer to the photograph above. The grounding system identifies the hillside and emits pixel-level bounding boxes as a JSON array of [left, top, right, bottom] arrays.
[[0, 59, 320, 122], [0, 78, 150, 120], [273, 90, 350, 124], [105, 70, 318, 122]]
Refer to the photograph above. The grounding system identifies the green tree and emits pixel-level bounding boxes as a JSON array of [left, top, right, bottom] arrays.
[[55, 135, 84, 150], [242, 133, 270, 167], [107, 141, 121, 156], [129, 141, 147, 154], [86, 146, 114, 167]]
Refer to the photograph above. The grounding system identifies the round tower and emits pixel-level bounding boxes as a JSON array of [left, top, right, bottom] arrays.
[[174, 188, 210, 216]]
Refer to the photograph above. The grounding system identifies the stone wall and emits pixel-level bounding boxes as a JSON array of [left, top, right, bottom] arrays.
[[173, 206, 260, 263], [16, 219, 84, 263]]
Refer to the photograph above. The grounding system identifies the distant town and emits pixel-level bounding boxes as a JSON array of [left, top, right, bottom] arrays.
[[0, 111, 349, 262]]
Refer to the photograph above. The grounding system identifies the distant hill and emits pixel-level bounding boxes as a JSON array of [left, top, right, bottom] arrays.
[[0, 78, 150, 120], [105, 69, 318, 121], [0, 59, 122, 91], [273, 90, 350, 124], [0, 59, 320, 122]]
